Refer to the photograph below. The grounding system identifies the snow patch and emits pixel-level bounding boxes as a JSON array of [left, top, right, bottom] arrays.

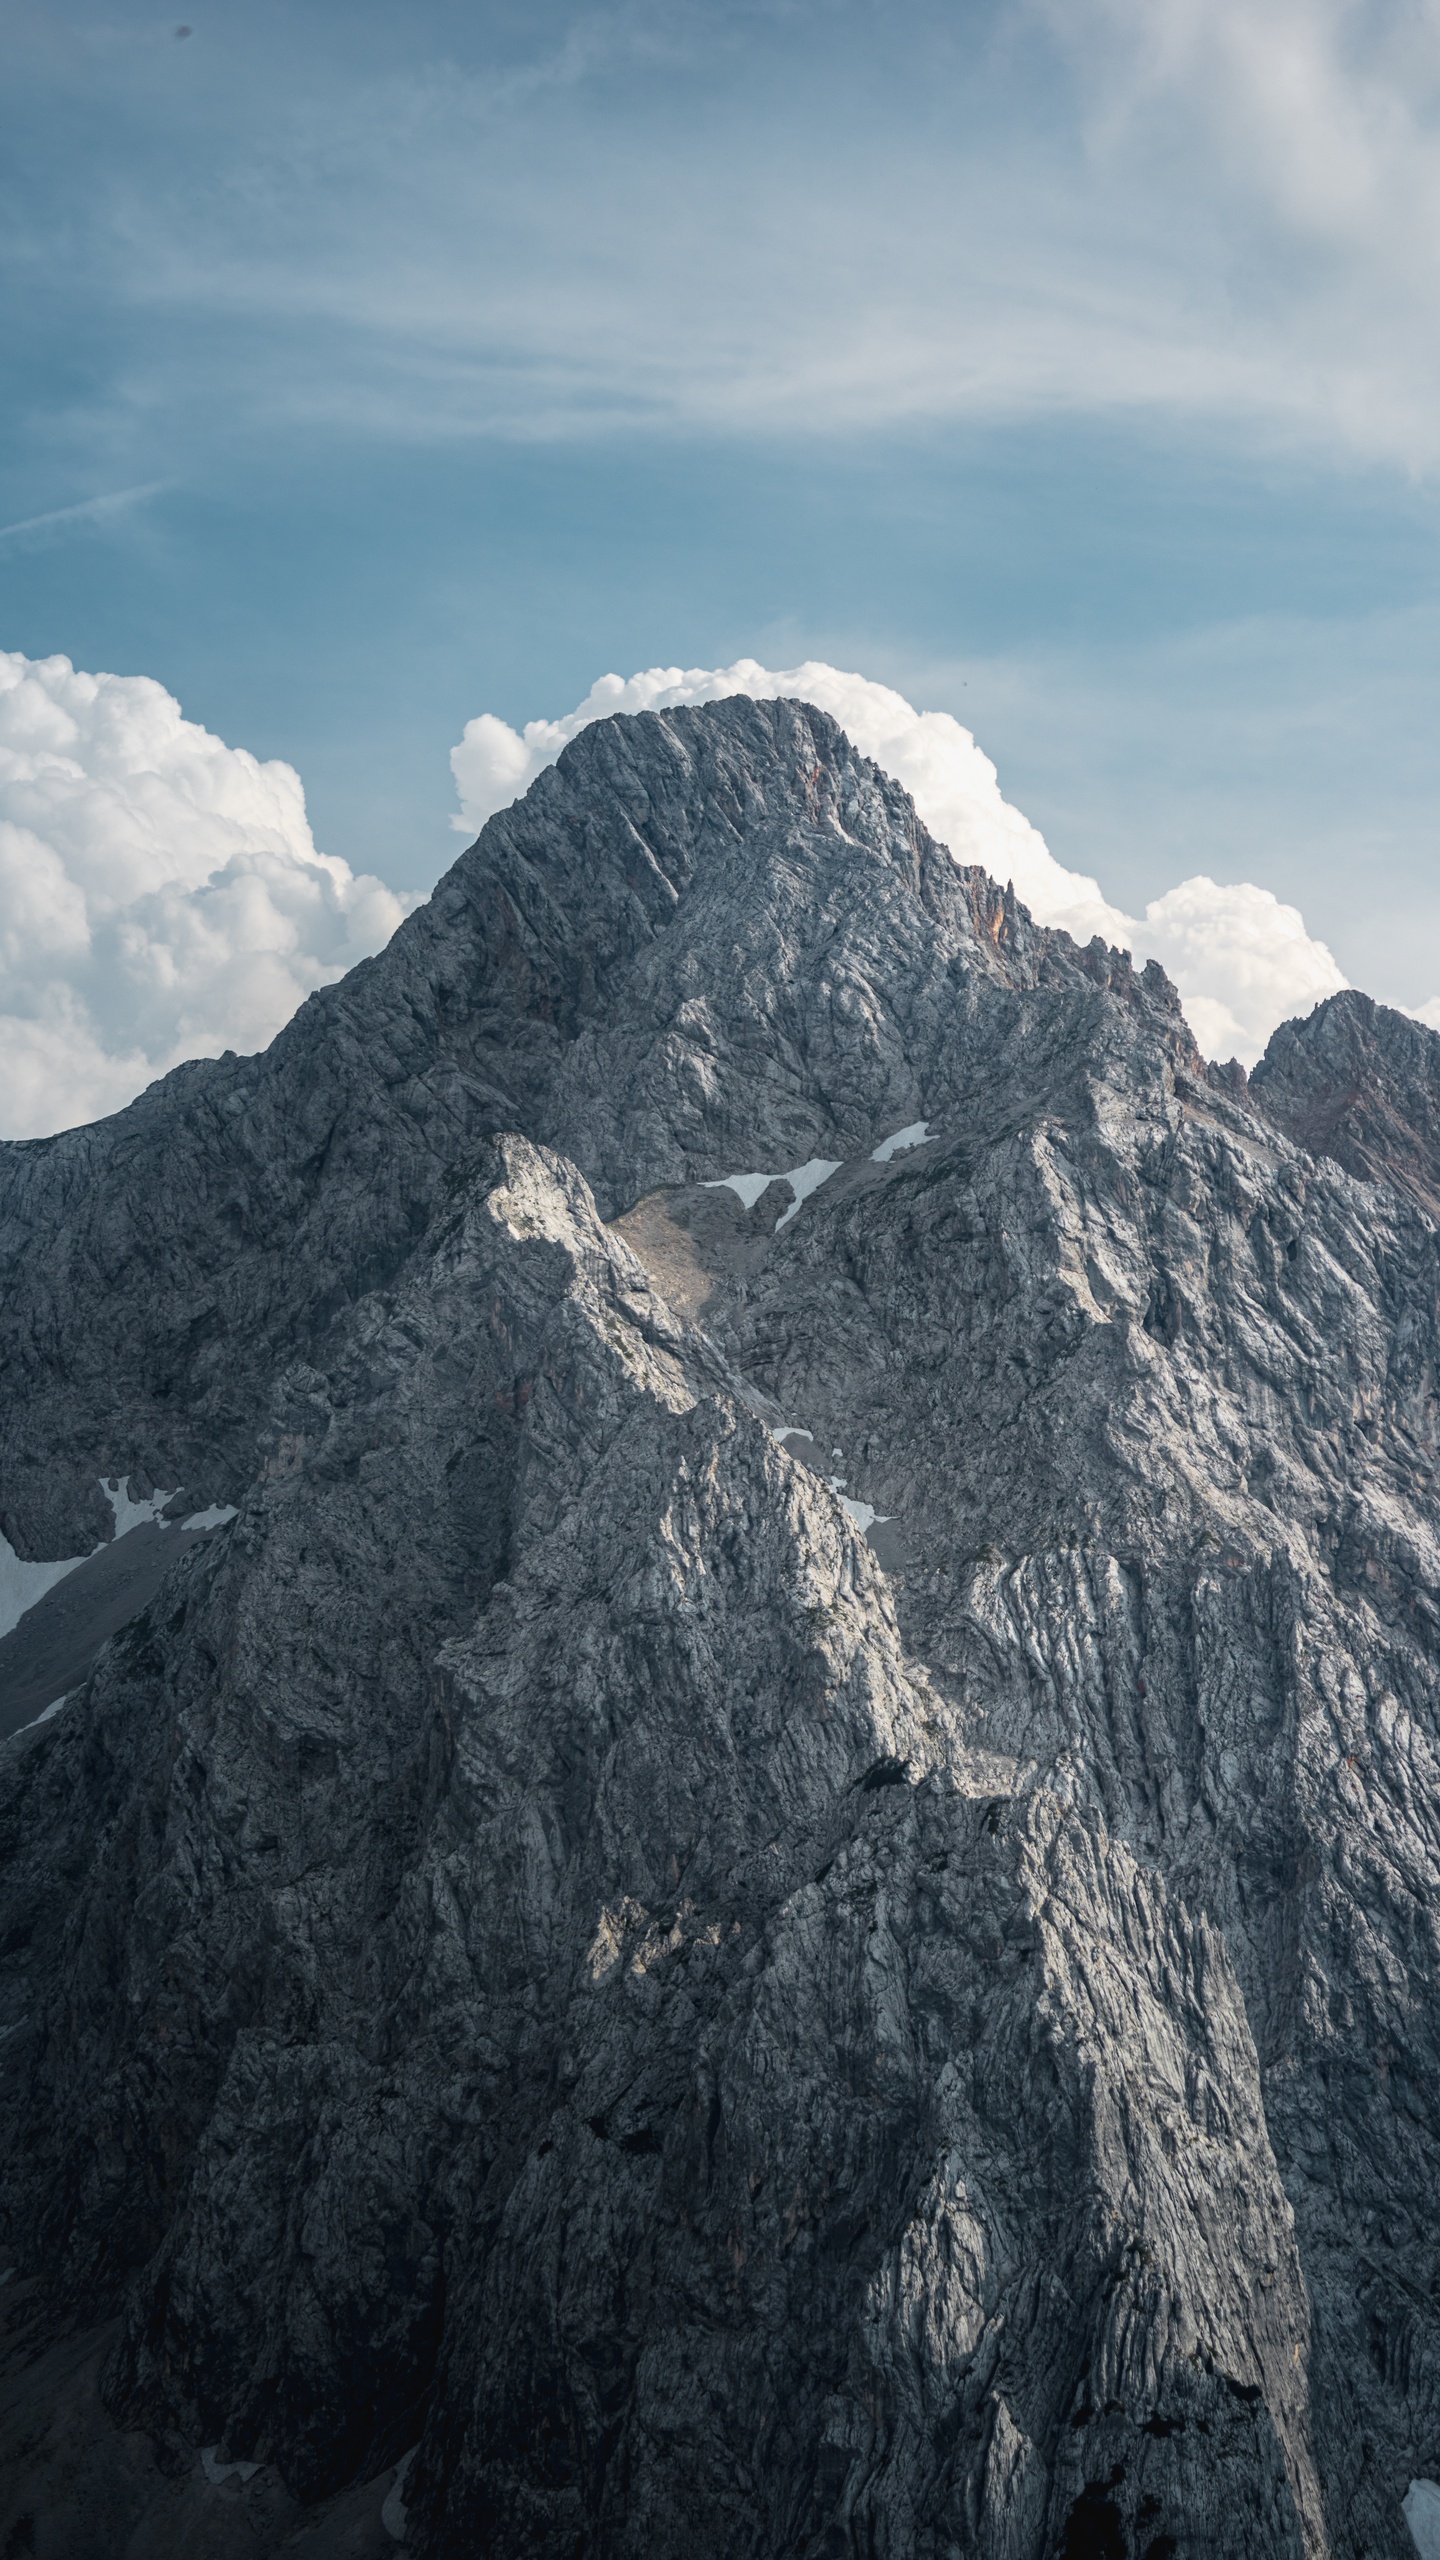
[[383, 2446, 419, 2542], [774, 1159, 842, 1229], [833, 1488, 894, 1536], [201, 2446, 260, 2485], [706, 1159, 841, 1227], [0, 1471, 228, 1645], [1405, 2481, 1440, 2560], [704, 1171, 780, 1211], [103, 1477, 177, 1538], [774, 1429, 893, 1540], [0, 1533, 88, 1644], [871, 1121, 932, 1162], [13, 1693, 73, 1737]]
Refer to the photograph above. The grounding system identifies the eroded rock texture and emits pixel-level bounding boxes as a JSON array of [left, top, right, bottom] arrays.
[[1, 698, 1438, 2557]]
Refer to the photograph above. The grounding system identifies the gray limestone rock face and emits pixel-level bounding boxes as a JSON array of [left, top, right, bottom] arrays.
[[0, 697, 1438, 2557]]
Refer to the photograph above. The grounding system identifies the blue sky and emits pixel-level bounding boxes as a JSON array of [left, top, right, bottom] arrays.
[[3, 0, 1440, 1028]]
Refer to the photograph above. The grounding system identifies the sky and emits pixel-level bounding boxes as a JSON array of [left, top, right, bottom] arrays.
[[3, 0, 1440, 1133]]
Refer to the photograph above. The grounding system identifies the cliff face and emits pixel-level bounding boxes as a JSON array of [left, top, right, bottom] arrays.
[[1, 699, 1438, 2560]]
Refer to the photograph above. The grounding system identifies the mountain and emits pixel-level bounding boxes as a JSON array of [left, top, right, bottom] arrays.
[[1, 697, 1438, 2560]]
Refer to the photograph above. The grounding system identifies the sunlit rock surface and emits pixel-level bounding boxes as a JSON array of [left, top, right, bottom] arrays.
[[2, 699, 1439, 2556]]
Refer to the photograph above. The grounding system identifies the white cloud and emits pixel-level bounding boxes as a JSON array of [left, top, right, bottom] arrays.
[[0, 652, 410, 1140], [452, 660, 1345, 1066], [1064, 0, 1440, 262], [0, 483, 168, 557], [1037, 0, 1440, 464], [28, 0, 1440, 470], [1136, 873, 1346, 1062]]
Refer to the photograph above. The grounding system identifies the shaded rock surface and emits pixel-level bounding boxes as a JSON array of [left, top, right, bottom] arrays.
[[1, 698, 1438, 2556], [1252, 987, 1440, 1219], [0, 1515, 225, 1740]]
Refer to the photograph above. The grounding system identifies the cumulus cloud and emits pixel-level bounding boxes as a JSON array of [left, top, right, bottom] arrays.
[[0, 652, 410, 1140], [451, 660, 1345, 1067]]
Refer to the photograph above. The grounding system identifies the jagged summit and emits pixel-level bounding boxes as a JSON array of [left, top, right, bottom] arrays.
[[0, 695, 1185, 1560], [1252, 983, 1440, 1219], [2, 700, 1440, 2558]]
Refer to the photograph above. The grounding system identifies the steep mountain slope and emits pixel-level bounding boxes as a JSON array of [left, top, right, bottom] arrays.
[[1, 699, 1438, 2559]]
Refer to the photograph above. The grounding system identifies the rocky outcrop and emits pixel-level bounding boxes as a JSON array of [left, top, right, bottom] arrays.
[[1, 699, 1438, 2557], [1251, 985, 1440, 1218]]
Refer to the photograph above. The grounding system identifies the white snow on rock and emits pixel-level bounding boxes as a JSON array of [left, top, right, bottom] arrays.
[[201, 2446, 260, 2485], [103, 1476, 177, 1537], [0, 1532, 89, 1643], [820, 1467, 893, 1538], [707, 1159, 842, 1227], [13, 1693, 73, 1736], [704, 1171, 780, 1211], [871, 1121, 932, 1162], [382, 2446, 419, 2542], [1405, 2481, 1440, 2559], [774, 1160, 842, 1228], [107, 1480, 236, 1537], [1, 1472, 235, 1647], [772, 1428, 893, 1541]]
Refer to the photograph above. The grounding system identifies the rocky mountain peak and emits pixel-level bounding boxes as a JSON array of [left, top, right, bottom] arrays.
[[1252, 983, 1440, 1217], [1, 701, 1438, 2559]]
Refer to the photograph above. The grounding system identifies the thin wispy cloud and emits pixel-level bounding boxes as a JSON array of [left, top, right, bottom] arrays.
[[0, 483, 168, 556], [9, 1, 1440, 467]]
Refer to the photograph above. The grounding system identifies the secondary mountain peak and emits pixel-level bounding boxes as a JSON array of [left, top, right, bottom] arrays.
[[1252, 982, 1440, 1218]]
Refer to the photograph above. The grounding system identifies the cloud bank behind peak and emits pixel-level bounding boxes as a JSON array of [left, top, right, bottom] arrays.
[[0, 651, 410, 1140], [451, 659, 1346, 1068], [0, 645, 1359, 1143]]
